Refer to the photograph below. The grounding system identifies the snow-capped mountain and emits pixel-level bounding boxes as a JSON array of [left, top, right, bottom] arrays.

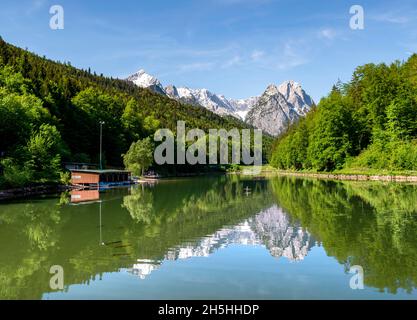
[[126, 69, 257, 119], [229, 96, 260, 120], [166, 86, 261, 120], [126, 69, 314, 132], [165, 85, 197, 106], [246, 82, 314, 136], [126, 69, 166, 95], [165, 85, 236, 116]]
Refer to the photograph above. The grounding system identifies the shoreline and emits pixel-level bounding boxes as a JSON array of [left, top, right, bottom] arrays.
[[256, 169, 417, 183], [0, 184, 70, 202], [2, 169, 417, 201]]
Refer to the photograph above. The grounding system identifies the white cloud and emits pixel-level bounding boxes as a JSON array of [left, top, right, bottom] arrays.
[[371, 13, 410, 24], [25, 0, 47, 15], [222, 55, 242, 68], [177, 62, 216, 73], [318, 28, 337, 40], [276, 42, 309, 70], [251, 50, 265, 61]]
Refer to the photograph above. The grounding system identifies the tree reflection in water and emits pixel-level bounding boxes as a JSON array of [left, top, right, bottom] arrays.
[[0, 176, 416, 299]]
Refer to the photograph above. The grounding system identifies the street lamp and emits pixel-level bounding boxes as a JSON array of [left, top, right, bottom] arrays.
[[99, 121, 105, 170]]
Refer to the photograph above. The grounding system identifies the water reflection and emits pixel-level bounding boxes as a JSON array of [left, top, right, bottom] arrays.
[[70, 190, 100, 204], [0, 176, 416, 299], [128, 204, 314, 279], [271, 178, 417, 294]]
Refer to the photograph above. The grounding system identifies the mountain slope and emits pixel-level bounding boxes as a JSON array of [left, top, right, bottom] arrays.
[[229, 96, 260, 120], [246, 84, 314, 136], [277, 80, 313, 116]]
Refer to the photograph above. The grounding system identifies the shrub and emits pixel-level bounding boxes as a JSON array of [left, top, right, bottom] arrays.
[[0, 158, 34, 188]]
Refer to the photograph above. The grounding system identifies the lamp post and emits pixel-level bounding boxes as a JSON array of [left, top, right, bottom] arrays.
[[99, 121, 105, 170]]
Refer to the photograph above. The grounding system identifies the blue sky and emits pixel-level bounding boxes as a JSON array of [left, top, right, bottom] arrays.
[[1, 0, 417, 102]]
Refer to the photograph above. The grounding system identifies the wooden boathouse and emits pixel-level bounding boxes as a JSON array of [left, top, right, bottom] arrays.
[[70, 169, 131, 187]]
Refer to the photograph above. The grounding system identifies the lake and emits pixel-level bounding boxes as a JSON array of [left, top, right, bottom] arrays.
[[0, 176, 416, 300]]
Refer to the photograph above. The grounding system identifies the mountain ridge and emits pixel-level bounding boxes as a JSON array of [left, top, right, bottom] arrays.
[[126, 69, 314, 135]]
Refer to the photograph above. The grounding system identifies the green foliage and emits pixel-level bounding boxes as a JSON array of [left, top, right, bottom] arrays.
[[0, 88, 49, 156], [271, 55, 417, 172], [226, 163, 241, 172], [0, 65, 30, 93], [0, 158, 34, 188], [70, 88, 127, 165], [122, 98, 144, 140], [26, 124, 67, 182], [59, 171, 71, 186], [123, 137, 154, 176], [0, 123, 67, 188], [122, 187, 154, 223], [0, 38, 270, 188], [307, 92, 355, 171], [386, 85, 417, 139], [351, 137, 417, 171], [143, 115, 161, 134]]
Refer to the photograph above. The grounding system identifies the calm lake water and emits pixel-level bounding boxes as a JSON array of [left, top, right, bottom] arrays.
[[0, 176, 417, 300]]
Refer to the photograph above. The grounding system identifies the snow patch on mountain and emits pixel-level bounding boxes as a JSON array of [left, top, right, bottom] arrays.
[[126, 69, 314, 131], [229, 97, 260, 120], [126, 69, 166, 95]]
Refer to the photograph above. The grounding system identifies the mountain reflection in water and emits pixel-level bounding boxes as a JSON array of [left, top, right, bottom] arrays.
[[0, 176, 416, 299], [129, 205, 314, 279]]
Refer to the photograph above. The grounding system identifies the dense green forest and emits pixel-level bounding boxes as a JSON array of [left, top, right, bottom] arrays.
[[271, 54, 417, 173], [0, 37, 268, 188]]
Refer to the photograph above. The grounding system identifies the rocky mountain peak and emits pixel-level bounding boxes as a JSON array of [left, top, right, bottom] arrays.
[[165, 84, 179, 98], [264, 84, 280, 96], [278, 80, 313, 116], [246, 81, 314, 136], [126, 69, 166, 95], [126, 68, 314, 132]]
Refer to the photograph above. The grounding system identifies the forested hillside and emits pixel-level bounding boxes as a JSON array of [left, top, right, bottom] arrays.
[[0, 37, 264, 188], [271, 55, 417, 173]]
